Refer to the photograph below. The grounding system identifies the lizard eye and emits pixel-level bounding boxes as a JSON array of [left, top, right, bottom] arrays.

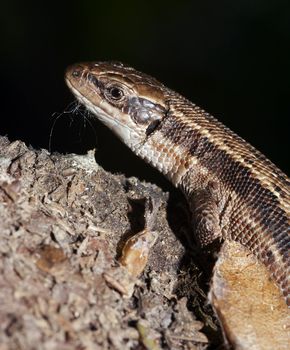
[[105, 85, 124, 101]]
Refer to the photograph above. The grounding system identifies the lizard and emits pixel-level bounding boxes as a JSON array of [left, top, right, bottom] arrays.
[[65, 61, 289, 306]]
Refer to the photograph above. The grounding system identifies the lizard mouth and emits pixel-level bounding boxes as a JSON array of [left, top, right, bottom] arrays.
[[66, 77, 129, 130], [65, 67, 139, 146]]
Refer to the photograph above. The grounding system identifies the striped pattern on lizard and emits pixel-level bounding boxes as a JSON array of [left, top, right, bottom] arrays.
[[65, 61, 290, 306]]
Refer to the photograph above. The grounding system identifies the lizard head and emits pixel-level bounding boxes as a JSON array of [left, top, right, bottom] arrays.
[[65, 61, 169, 152]]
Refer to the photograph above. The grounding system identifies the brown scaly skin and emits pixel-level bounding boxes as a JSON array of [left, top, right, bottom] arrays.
[[65, 61, 290, 306]]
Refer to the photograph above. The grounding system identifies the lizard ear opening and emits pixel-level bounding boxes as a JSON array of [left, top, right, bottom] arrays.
[[126, 96, 167, 133]]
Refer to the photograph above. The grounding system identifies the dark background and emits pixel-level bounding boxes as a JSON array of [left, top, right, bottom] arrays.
[[1, 0, 289, 188]]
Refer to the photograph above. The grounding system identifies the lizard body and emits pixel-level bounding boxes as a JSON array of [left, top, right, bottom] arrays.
[[65, 61, 290, 306]]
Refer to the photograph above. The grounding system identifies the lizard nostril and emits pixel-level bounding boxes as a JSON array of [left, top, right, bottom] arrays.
[[72, 69, 81, 78]]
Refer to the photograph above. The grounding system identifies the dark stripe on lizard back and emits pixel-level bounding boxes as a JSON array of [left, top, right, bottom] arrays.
[[159, 112, 290, 260]]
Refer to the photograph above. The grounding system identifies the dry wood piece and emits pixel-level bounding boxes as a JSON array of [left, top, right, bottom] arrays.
[[0, 136, 211, 350], [209, 241, 289, 350]]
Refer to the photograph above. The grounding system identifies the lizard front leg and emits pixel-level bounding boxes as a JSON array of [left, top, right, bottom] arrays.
[[188, 181, 223, 247]]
